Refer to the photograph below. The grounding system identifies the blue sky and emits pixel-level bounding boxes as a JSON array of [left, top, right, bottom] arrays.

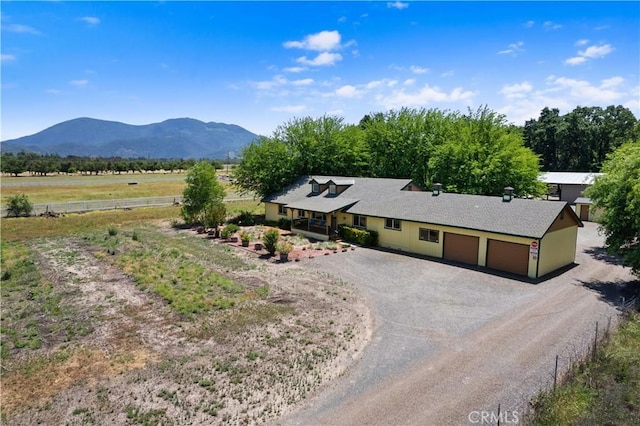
[[2, 1, 639, 141]]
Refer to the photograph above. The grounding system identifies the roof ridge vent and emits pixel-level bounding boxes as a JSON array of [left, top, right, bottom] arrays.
[[503, 186, 514, 202], [432, 183, 442, 196]]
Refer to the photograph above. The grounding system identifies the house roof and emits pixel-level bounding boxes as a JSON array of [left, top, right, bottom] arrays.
[[574, 197, 593, 205], [539, 172, 603, 185], [263, 176, 582, 239]]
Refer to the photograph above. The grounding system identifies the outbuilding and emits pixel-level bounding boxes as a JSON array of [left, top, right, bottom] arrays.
[[538, 172, 602, 203]]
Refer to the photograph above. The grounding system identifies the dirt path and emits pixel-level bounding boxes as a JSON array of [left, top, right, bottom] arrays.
[[279, 223, 633, 425]]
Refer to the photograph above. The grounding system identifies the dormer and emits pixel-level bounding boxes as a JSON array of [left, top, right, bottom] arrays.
[[309, 178, 330, 194], [326, 179, 354, 196]]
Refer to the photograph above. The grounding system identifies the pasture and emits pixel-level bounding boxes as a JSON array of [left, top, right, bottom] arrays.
[[0, 175, 369, 425]]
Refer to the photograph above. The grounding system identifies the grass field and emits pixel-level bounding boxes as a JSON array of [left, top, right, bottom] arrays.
[[531, 311, 640, 425], [0, 171, 247, 204], [0, 201, 367, 425]]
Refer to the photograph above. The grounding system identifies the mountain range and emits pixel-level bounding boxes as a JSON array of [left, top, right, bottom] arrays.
[[0, 117, 260, 159]]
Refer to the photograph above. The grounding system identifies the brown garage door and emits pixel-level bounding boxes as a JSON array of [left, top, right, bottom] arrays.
[[443, 233, 479, 265], [486, 239, 529, 276]]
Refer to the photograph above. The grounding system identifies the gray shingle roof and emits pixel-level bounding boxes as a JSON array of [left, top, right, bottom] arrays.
[[263, 176, 579, 239]]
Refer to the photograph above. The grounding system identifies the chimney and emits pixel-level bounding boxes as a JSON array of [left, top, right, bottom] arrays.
[[432, 183, 442, 196], [502, 186, 514, 202]]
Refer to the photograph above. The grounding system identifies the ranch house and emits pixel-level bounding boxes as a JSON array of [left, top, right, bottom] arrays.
[[262, 176, 583, 279]]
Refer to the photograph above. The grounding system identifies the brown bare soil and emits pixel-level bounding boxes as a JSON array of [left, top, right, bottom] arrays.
[[1, 225, 371, 425]]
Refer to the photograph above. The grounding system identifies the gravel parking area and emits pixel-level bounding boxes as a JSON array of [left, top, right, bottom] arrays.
[[279, 222, 635, 425]]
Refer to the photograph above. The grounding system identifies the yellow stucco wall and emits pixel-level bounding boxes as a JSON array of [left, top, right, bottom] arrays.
[[341, 213, 541, 277], [265, 202, 288, 222], [537, 226, 578, 277]]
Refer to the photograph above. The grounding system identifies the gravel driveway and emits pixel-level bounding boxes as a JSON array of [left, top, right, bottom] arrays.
[[278, 222, 635, 425]]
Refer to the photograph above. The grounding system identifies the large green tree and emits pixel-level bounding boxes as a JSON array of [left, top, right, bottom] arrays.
[[181, 161, 225, 224], [428, 107, 545, 196], [585, 142, 640, 277]]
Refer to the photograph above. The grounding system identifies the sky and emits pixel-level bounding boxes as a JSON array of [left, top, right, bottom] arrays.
[[1, 1, 639, 141]]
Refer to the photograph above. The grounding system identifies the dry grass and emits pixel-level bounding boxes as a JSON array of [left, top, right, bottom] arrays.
[[1, 206, 182, 241]]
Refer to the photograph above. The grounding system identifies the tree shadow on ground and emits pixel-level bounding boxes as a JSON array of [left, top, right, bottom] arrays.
[[578, 278, 640, 309], [583, 246, 625, 266]]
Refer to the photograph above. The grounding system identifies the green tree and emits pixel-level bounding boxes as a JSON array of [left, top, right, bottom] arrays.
[[428, 107, 544, 196], [585, 142, 640, 277], [181, 161, 225, 224], [6, 193, 33, 217], [233, 136, 297, 199]]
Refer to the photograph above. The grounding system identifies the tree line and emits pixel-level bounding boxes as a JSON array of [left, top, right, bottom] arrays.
[[524, 105, 638, 172], [233, 105, 638, 198], [0, 152, 223, 176]]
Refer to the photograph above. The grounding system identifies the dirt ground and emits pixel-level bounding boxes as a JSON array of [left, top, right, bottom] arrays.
[[1, 224, 371, 425]]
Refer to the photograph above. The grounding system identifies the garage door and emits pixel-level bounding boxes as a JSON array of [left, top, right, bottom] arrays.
[[443, 233, 479, 265], [486, 239, 529, 276]]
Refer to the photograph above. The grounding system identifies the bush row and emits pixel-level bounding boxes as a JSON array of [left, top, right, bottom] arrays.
[[338, 225, 378, 247]]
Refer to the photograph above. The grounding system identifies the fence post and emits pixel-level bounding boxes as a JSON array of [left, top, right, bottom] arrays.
[[553, 354, 559, 392], [593, 321, 599, 360]]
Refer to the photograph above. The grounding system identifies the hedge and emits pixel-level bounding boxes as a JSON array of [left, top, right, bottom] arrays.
[[338, 225, 378, 246]]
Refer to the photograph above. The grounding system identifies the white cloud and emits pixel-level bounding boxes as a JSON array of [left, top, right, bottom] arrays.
[[4, 23, 40, 34], [283, 66, 306, 73], [551, 76, 624, 102], [252, 75, 288, 90], [79, 16, 100, 25], [499, 81, 533, 99], [403, 79, 416, 86], [497, 41, 524, 55], [565, 56, 586, 65], [565, 43, 613, 65], [1, 54, 16, 62], [575, 39, 589, 46], [544, 21, 563, 30], [69, 79, 89, 87], [379, 84, 475, 108], [284, 30, 342, 51], [580, 43, 613, 59], [523, 20, 535, 28], [600, 76, 624, 89], [270, 105, 307, 113], [296, 52, 343, 66], [441, 70, 454, 78], [387, 2, 409, 10], [335, 85, 362, 98], [410, 65, 429, 74], [291, 78, 314, 86], [338, 16, 347, 23]]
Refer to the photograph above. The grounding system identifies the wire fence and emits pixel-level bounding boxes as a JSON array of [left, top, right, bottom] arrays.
[[1, 196, 185, 216]]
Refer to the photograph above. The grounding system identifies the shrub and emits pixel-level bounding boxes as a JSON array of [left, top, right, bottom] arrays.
[[240, 231, 251, 243], [108, 227, 118, 236], [277, 218, 291, 230], [262, 228, 280, 255], [229, 210, 256, 226], [220, 223, 240, 240], [277, 241, 293, 254], [5, 194, 33, 218], [338, 225, 378, 246]]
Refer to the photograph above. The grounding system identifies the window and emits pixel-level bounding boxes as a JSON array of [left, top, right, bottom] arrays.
[[312, 182, 319, 193], [278, 204, 287, 216], [297, 209, 305, 218], [385, 218, 401, 230], [419, 228, 439, 243], [352, 215, 367, 228], [329, 184, 337, 195], [312, 212, 326, 221]]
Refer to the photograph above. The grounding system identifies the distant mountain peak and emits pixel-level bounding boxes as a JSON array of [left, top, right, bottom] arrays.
[[1, 117, 258, 159]]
